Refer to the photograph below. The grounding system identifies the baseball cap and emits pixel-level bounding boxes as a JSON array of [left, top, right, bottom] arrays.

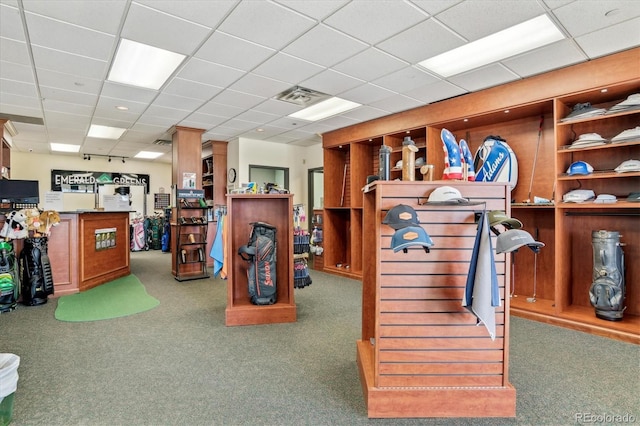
[[594, 194, 616, 204], [626, 192, 640, 202], [383, 204, 420, 230], [488, 210, 523, 229], [424, 186, 469, 204], [393, 159, 403, 170], [614, 159, 640, 173], [496, 229, 545, 254], [566, 161, 594, 175], [391, 226, 434, 253]]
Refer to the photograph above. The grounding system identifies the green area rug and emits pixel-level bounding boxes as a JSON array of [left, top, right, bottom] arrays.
[[55, 274, 159, 322]]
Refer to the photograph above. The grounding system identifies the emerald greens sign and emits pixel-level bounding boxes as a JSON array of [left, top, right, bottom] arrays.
[[51, 170, 150, 193]]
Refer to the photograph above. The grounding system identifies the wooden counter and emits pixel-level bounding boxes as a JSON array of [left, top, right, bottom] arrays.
[[49, 211, 130, 295]]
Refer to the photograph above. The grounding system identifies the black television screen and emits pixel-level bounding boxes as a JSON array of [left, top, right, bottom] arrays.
[[0, 179, 40, 203]]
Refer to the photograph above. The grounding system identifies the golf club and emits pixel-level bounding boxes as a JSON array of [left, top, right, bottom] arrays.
[[527, 227, 540, 303], [524, 115, 544, 204], [340, 162, 347, 206]]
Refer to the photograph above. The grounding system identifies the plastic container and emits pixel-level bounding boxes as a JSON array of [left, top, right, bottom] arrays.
[[0, 354, 19, 426]]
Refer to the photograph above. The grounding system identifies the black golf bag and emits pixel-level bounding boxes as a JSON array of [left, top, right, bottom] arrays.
[[589, 230, 625, 321], [0, 242, 19, 313], [19, 237, 54, 306], [238, 222, 277, 305]]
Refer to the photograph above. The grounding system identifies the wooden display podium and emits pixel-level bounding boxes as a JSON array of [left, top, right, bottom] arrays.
[[225, 194, 296, 326], [359, 181, 516, 418]]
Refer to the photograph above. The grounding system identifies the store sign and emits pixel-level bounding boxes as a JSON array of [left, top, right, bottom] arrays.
[[51, 170, 150, 193]]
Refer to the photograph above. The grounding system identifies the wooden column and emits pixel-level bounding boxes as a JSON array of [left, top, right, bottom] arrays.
[[171, 126, 205, 190]]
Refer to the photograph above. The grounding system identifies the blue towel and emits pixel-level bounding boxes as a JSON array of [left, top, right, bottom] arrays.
[[210, 213, 224, 277], [462, 211, 500, 340]]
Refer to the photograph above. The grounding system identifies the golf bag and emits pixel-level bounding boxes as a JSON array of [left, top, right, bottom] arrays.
[[19, 237, 54, 306], [474, 135, 518, 189], [238, 222, 277, 305], [0, 242, 19, 313], [589, 230, 625, 321]]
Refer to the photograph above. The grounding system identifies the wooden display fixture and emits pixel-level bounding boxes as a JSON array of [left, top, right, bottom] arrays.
[[359, 181, 515, 418], [225, 194, 296, 326], [322, 48, 640, 343], [201, 140, 228, 268], [173, 190, 209, 282]]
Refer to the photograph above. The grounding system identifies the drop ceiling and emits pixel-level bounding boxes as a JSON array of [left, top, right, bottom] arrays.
[[1, 0, 639, 163]]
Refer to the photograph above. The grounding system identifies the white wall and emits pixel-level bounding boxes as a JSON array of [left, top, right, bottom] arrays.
[[10, 151, 172, 213]]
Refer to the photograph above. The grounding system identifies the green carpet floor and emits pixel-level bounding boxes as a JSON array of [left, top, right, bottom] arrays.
[[54, 274, 159, 322]]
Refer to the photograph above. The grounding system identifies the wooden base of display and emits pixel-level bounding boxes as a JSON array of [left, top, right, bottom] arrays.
[[225, 301, 296, 326], [357, 341, 516, 418]]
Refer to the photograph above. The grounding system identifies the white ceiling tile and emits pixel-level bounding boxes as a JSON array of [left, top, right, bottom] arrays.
[[301, 69, 364, 96], [0, 103, 42, 118], [93, 107, 140, 124], [101, 81, 158, 104], [22, 0, 127, 34], [182, 111, 228, 127], [12, 122, 47, 141], [132, 113, 177, 128], [233, 109, 280, 124], [406, 80, 467, 104], [241, 127, 285, 139], [128, 122, 167, 136], [221, 118, 259, 132], [0, 38, 31, 66], [163, 77, 223, 101], [253, 98, 304, 116], [95, 96, 149, 115], [218, 1, 316, 50], [0, 78, 38, 98], [25, 12, 115, 61], [252, 52, 324, 84], [268, 116, 307, 129], [341, 105, 390, 122], [196, 101, 244, 118], [541, 0, 575, 9], [447, 63, 519, 92], [411, 0, 464, 15], [283, 24, 368, 67], [135, 0, 238, 29], [377, 18, 466, 64], [44, 110, 91, 130], [228, 74, 291, 98], [339, 83, 396, 105], [12, 139, 49, 153], [31, 45, 107, 80], [40, 99, 94, 116], [82, 137, 119, 152], [502, 39, 586, 78], [36, 69, 102, 95], [152, 93, 204, 111], [368, 93, 424, 114], [372, 66, 439, 93], [0, 92, 41, 110], [195, 31, 275, 71], [210, 89, 264, 110], [436, 1, 546, 41], [552, 0, 640, 37], [324, 1, 427, 45], [332, 48, 407, 82], [312, 113, 359, 128], [273, 0, 349, 20], [575, 16, 640, 59], [144, 105, 190, 121], [121, 2, 211, 55], [178, 58, 245, 88], [40, 85, 98, 106], [47, 127, 86, 143], [0, 4, 25, 41], [0, 61, 34, 83]]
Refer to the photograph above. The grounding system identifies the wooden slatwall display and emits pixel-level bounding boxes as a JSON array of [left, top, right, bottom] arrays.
[[358, 180, 516, 418]]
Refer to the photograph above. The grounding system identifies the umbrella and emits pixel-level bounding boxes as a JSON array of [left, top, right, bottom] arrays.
[[462, 210, 500, 340]]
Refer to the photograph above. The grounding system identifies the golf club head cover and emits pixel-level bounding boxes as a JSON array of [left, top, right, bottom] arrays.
[[589, 230, 625, 321], [440, 128, 462, 180], [459, 139, 475, 181]]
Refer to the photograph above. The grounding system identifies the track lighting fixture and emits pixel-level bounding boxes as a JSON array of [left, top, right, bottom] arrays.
[[108, 156, 111, 162], [83, 154, 91, 160], [82, 153, 129, 162], [122, 157, 126, 163]]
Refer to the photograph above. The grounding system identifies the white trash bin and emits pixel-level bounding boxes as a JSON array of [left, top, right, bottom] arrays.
[[0, 354, 19, 426]]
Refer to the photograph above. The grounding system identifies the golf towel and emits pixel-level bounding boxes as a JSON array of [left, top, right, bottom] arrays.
[[462, 211, 501, 340]]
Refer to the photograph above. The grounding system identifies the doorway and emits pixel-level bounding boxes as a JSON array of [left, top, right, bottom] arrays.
[[307, 167, 323, 230]]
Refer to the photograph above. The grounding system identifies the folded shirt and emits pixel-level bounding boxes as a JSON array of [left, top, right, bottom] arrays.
[[611, 126, 640, 143]]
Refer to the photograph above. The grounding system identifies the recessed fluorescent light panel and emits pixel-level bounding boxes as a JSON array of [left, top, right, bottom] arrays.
[[289, 97, 361, 121], [88, 124, 126, 140], [108, 39, 185, 90], [50, 143, 81, 152], [418, 14, 565, 77], [134, 151, 164, 159]]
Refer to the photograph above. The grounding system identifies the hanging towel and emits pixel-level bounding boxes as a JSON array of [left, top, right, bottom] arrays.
[[462, 210, 501, 340], [210, 211, 224, 277], [220, 214, 228, 280]]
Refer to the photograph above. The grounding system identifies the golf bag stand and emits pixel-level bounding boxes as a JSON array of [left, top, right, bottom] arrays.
[[19, 237, 54, 306], [589, 230, 625, 321]]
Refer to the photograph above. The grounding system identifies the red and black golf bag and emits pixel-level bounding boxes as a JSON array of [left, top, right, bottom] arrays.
[[238, 222, 277, 305]]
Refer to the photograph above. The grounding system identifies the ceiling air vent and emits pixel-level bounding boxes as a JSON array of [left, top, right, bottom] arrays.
[[275, 86, 330, 107], [153, 139, 172, 146]]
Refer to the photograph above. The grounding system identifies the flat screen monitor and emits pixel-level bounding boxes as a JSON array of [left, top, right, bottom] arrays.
[[0, 179, 40, 203]]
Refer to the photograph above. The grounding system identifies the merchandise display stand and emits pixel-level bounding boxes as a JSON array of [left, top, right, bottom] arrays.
[[359, 181, 516, 418], [225, 194, 296, 326], [173, 189, 208, 282]]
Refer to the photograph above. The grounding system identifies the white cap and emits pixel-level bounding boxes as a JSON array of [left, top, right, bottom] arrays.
[[425, 186, 469, 204]]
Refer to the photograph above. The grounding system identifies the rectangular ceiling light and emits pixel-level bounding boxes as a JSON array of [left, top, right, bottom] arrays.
[[88, 124, 126, 140], [289, 97, 361, 121], [50, 143, 81, 152], [134, 151, 164, 159], [418, 14, 565, 77], [108, 39, 186, 90]]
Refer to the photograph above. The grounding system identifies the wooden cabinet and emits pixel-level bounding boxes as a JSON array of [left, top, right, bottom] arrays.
[[225, 194, 296, 326], [322, 48, 639, 343], [358, 181, 515, 418]]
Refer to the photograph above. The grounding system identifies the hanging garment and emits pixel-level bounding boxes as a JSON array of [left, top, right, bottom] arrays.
[[462, 211, 500, 340], [220, 214, 228, 279], [210, 211, 225, 278]]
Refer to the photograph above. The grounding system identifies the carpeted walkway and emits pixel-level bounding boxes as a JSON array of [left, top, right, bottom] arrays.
[[1, 250, 638, 425]]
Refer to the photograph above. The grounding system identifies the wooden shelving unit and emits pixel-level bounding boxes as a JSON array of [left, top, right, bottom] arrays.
[[322, 47, 640, 344], [201, 140, 227, 268], [225, 194, 296, 326], [358, 181, 515, 418]]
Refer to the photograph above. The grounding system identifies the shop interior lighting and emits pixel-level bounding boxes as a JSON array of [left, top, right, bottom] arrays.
[[108, 38, 186, 90], [289, 97, 361, 121], [87, 124, 126, 140], [418, 14, 565, 77], [51, 143, 80, 152], [134, 151, 164, 159]]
